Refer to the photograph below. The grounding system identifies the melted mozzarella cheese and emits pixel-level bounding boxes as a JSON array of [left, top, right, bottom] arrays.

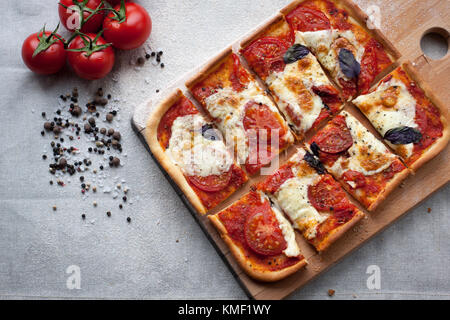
[[272, 204, 301, 257], [329, 112, 397, 177], [166, 114, 233, 177], [256, 191, 300, 257], [353, 79, 418, 158], [296, 30, 335, 72], [274, 172, 327, 240], [296, 29, 364, 83], [204, 82, 291, 164], [266, 54, 327, 133]]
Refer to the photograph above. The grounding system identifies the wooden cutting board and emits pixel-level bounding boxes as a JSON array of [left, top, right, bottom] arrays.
[[132, 0, 450, 300]]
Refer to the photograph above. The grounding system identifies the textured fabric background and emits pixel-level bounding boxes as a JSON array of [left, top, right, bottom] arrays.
[[0, 0, 449, 299]]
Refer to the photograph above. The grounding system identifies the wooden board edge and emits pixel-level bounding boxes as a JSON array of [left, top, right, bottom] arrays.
[[254, 177, 449, 300]]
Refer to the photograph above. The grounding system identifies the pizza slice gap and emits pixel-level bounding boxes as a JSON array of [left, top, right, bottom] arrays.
[[186, 50, 295, 176], [258, 148, 365, 252], [281, 0, 401, 100], [352, 62, 449, 172], [146, 89, 248, 214], [208, 189, 307, 282], [306, 111, 410, 211], [239, 14, 344, 140]]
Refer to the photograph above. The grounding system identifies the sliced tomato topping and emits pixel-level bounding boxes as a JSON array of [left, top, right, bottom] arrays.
[[244, 210, 287, 256], [230, 53, 249, 92], [157, 97, 198, 149], [383, 160, 405, 179], [312, 85, 341, 104], [338, 77, 357, 99], [327, 5, 352, 30], [358, 39, 391, 94], [313, 115, 353, 154], [187, 169, 232, 193], [358, 45, 377, 95], [191, 85, 217, 105], [308, 175, 348, 211], [243, 101, 286, 174], [260, 165, 294, 194], [311, 108, 332, 129], [286, 6, 331, 32], [414, 104, 443, 152], [342, 170, 366, 188], [242, 37, 290, 79], [243, 101, 286, 140]]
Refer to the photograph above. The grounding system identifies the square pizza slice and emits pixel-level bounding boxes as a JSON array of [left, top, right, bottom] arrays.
[[146, 90, 248, 214], [240, 15, 344, 138], [208, 189, 307, 282], [258, 148, 364, 251], [307, 111, 410, 211], [281, 0, 401, 99], [352, 62, 449, 171], [186, 50, 294, 175]]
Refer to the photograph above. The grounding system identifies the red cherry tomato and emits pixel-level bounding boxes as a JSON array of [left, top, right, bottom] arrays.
[[103, 2, 152, 50], [67, 33, 115, 80], [244, 210, 287, 256], [58, 0, 105, 33], [187, 169, 232, 193], [107, 0, 129, 5], [22, 30, 66, 75]]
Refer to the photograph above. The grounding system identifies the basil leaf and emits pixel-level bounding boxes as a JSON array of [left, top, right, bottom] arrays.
[[310, 142, 320, 157], [384, 126, 422, 145], [303, 151, 326, 175], [283, 44, 310, 64], [338, 48, 360, 79], [201, 124, 220, 141]]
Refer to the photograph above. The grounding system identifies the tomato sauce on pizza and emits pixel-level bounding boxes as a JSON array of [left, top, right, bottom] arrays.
[[309, 112, 408, 210], [188, 52, 294, 175], [157, 94, 247, 212], [285, 0, 394, 99], [216, 190, 304, 271], [258, 148, 363, 251]]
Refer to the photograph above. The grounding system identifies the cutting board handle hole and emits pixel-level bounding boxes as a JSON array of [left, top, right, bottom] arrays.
[[420, 28, 449, 61]]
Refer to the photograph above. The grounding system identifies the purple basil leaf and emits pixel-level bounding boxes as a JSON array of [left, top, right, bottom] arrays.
[[384, 126, 422, 145], [303, 151, 326, 175], [339, 48, 360, 79], [284, 44, 310, 64]]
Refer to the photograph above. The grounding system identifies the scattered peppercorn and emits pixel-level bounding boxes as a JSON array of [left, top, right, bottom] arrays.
[[106, 113, 114, 122]]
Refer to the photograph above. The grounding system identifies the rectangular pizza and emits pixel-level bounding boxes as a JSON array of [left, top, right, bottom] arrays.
[[352, 62, 449, 171], [208, 189, 307, 282], [307, 111, 410, 211], [258, 148, 364, 251], [281, 0, 401, 99], [186, 50, 295, 175], [146, 90, 248, 214], [240, 15, 344, 138]]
